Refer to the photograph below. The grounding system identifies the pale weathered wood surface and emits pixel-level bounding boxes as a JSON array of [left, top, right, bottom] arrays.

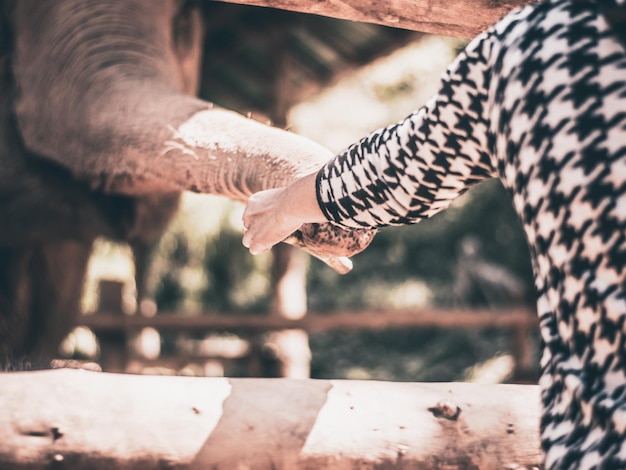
[[0, 369, 543, 469], [213, 0, 533, 37]]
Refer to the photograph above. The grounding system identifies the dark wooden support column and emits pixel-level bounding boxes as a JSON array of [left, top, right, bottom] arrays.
[[96, 280, 128, 373], [512, 318, 537, 383]]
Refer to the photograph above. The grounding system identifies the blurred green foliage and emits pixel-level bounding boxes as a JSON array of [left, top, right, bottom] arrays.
[[309, 328, 513, 382], [306, 179, 534, 311], [308, 179, 537, 382]]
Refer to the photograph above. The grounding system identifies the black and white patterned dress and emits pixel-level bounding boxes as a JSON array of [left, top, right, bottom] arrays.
[[315, 0, 626, 467]]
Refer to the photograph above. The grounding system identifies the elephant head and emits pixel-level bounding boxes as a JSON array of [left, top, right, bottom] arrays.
[[9, 0, 375, 271]]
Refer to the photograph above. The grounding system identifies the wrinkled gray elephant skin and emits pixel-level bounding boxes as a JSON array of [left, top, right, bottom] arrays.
[[0, 0, 375, 360]]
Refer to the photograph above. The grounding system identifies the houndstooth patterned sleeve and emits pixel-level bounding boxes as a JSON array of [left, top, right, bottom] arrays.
[[315, 29, 499, 230], [316, 0, 626, 467]]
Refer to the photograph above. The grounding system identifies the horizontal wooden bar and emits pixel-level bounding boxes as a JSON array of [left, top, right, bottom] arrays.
[[0, 369, 542, 469], [211, 0, 532, 38], [79, 308, 537, 332]]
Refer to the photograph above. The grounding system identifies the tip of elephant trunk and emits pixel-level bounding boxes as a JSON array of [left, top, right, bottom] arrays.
[[319, 255, 353, 274], [282, 233, 354, 274]]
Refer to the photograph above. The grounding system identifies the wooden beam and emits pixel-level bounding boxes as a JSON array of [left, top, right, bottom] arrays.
[[210, 0, 533, 38], [79, 308, 537, 332], [0, 369, 542, 469]]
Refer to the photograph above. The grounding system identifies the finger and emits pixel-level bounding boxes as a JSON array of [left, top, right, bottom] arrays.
[[241, 212, 251, 230], [249, 243, 271, 256], [242, 229, 253, 249]]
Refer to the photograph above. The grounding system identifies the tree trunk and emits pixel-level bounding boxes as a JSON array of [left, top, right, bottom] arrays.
[[0, 369, 543, 469]]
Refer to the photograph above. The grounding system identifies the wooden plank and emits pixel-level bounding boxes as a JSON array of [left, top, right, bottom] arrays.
[[211, 0, 533, 38], [79, 308, 537, 332], [0, 369, 542, 469]]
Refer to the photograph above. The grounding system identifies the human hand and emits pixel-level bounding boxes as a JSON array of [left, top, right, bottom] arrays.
[[242, 187, 307, 255], [242, 172, 377, 273], [242, 172, 326, 254]]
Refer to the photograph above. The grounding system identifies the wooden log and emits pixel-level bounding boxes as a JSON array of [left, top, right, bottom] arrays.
[[0, 369, 542, 469], [212, 0, 533, 38]]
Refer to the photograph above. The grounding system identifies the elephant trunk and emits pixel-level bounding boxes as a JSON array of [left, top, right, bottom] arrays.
[[86, 92, 337, 201]]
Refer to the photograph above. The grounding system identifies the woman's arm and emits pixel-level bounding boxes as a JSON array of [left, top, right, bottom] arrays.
[[243, 25, 501, 254], [316, 29, 498, 229]]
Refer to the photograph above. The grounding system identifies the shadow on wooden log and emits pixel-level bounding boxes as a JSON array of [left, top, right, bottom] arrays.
[[0, 369, 543, 469]]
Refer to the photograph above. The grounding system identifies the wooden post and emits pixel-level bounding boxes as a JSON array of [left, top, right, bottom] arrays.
[[95, 280, 128, 373], [512, 320, 537, 383], [0, 369, 543, 469]]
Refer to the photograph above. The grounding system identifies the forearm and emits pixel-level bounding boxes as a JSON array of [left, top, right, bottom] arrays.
[[316, 28, 499, 229]]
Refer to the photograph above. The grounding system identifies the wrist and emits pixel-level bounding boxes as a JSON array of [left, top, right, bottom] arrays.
[[285, 172, 327, 224]]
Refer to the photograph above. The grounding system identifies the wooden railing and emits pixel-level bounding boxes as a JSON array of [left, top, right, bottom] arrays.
[[76, 279, 538, 380], [214, 0, 533, 38]]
